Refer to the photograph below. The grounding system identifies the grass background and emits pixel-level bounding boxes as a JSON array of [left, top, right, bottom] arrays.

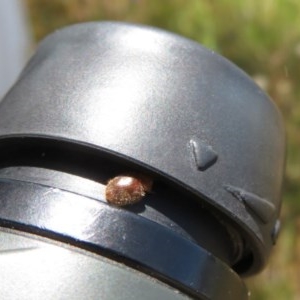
[[25, 1, 300, 299]]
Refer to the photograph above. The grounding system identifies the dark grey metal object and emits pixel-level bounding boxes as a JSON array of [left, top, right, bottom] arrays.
[[0, 178, 247, 299], [0, 231, 190, 300], [0, 22, 285, 299]]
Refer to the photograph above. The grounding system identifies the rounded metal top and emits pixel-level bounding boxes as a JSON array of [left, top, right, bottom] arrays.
[[0, 22, 285, 274]]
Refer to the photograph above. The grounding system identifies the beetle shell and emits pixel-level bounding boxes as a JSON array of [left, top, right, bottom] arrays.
[[105, 176, 146, 206]]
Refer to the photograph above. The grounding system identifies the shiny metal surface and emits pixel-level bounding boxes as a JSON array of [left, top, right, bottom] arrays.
[[0, 179, 248, 299], [0, 22, 285, 274], [0, 230, 190, 300]]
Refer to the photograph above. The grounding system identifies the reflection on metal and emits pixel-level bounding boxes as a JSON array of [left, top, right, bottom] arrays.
[[0, 231, 190, 300]]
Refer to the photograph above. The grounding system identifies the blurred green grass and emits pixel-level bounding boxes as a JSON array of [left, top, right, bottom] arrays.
[[25, 0, 300, 298]]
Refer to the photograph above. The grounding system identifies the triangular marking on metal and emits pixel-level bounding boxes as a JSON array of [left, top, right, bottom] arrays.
[[189, 138, 218, 171], [224, 185, 275, 224]]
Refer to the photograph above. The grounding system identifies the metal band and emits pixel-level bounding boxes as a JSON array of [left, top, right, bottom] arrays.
[[0, 179, 247, 299]]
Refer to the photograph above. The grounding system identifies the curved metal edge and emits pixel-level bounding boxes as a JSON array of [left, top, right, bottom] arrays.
[[0, 179, 248, 300]]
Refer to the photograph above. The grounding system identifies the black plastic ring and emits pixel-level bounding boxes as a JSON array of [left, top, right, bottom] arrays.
[[0, 179, 247, 299]]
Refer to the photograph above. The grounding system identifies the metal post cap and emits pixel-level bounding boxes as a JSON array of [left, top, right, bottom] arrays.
[[0, 22, 285, 275]]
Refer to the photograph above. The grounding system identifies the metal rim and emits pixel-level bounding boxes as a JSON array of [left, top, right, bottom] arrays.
[[0, 178, 248, 299]]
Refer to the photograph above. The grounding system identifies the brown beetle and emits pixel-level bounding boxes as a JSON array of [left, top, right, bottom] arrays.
[[105, 173, 153, 206]]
